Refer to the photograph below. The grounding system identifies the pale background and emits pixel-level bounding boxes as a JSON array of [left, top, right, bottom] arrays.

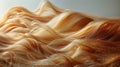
[[0, 0, 120, 17]]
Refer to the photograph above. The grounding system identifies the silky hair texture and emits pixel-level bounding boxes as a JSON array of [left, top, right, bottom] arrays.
[[0, 0, 120, 67]]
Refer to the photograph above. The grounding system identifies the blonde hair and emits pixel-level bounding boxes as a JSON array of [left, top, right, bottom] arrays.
[[0, 0, 120, 67]]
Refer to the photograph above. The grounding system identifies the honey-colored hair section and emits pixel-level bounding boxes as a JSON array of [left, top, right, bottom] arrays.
[[70, 20, 120, 41], [0, 0, 120, 67]]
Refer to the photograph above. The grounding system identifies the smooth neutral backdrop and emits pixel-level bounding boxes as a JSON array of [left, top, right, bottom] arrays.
[[0, 0, 120, 17]]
